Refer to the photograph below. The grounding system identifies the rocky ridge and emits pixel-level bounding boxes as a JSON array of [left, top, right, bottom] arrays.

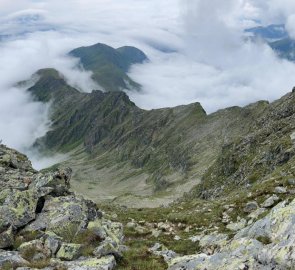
[[165, 197, 295, 270], [0, 144, 124, 270]]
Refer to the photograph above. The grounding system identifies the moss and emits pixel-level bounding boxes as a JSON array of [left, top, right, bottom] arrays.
[[1, 262, 14, 270], [256, 236, 272, 245]]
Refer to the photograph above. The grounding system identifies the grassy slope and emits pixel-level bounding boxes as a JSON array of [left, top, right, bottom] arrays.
[[196, 92, 295, 199], [69, 43, 147, 92]]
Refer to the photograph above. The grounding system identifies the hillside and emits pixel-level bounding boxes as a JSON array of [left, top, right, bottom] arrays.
[[69, 43, 148, 92], [26, 67, 276, 207]]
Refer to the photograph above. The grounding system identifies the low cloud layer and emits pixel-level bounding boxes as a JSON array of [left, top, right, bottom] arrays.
[[1, 0, 295, 167], [129, 0, 295, 112]]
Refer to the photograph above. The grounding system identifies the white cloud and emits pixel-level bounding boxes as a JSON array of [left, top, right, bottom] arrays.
[[128, 0, 295, 112]]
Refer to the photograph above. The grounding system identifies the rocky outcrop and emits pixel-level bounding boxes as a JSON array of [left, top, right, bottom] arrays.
[[166, 198, 295, 270], [0, 144, 123, 270]]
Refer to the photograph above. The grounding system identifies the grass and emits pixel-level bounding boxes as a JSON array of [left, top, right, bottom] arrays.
[[14, 230, 43, 249], [117, 242, 166, 270]]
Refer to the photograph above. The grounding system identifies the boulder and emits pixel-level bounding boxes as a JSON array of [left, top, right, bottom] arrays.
[[61, 255, 116, 270], [0, 189, 40, 230], [93, 240, 122, 260], [18, 239, 51, 261], [0, 250, 29, 269], [243, 201, 259, 213], [149, 243, 177, 263], [261, 195, 279, 208], [30, 168, 72, 196], [287, 178, 295, 186], [199, 233, 228, 248], [44, 232, 62, 256], [56, 243, 82, 261], [226, 219, 247, 232], [0, 227, 14, 249], [24, 195, 90, 240], [274, 186, 287, 194]]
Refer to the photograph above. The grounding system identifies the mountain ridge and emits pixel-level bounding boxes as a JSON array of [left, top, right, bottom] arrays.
[[25, 65, 275, 207]]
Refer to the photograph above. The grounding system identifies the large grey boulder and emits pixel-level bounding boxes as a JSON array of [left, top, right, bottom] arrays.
[[168, 198, 295, 270], [0, 144, 124, 269], [24, 195, 91, 240]]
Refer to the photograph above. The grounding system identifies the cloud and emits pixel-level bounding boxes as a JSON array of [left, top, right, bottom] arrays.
[[0, 32, 100, 168], [128, 0, 295, 112]]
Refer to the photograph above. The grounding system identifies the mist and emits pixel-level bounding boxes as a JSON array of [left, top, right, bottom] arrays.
[[1, 0, 295, 168], [128, 0, 295, 112]]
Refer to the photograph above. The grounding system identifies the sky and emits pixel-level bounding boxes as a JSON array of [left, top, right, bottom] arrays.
[[1, 0, 295, 168]]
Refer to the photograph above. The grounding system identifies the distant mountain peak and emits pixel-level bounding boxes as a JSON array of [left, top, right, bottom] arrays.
[[69, 42, 148, 92]]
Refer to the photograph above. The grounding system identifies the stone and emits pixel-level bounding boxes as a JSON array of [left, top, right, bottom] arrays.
[[0, 144, 124, 269], [199, 233, 228, 248], [18, 239, 51, 260], [0, 250, 29, 268], [56, 243, 82, 261], [149, 243, 177, 263], [168, 254, 209, 270], [174, 235, 181, 241], [62, 255, 116, 270], [248, 208, 266, 220], [102, 221, 123, 244], [157, 222, 172, 232], [226, 218, 247, 231], [288, 178, 295, 186], [189, 235, 201, 242], [151, 229, 162, 238], [134, 225, 148, 234], [25, 195, 89, 240], [44, 232, 61, 256], [30, 168, 72, 196], [261, 195, 279, 208], [0, 189, 40, 230], [243, 201, 259, 213], [0, 227, 14, 249], [274, 186, 287, 194], [87, 219, 107, 240], [93, 241, 122, 260], [126, 222, 136, 229]]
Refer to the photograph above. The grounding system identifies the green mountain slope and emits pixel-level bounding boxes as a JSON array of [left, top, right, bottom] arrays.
[[195, 91, 295, 199], [26, 68, 274, 207], [69, 43, 147, 92]]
